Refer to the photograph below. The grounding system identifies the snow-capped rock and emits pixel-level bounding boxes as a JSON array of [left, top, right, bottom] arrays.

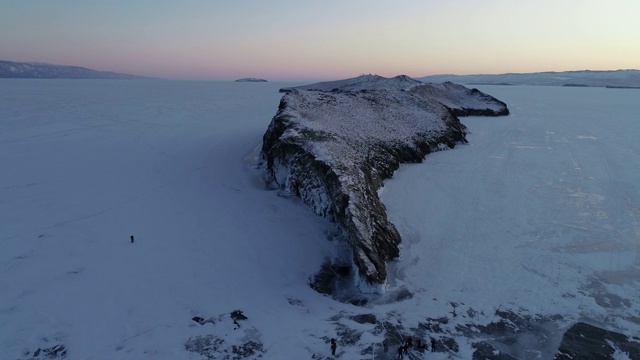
[[279, 74, 421, 93], [281, 75, 509, 117], [260, 75, 508, 292], [408, 81, 509, 116]]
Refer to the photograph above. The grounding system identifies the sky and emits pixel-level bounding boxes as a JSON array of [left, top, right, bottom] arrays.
[[1, 0, 639, 81]]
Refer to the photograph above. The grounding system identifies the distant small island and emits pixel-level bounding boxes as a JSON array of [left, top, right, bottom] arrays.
[[606, 85, 640, 89], [235, 78, 268, 82]]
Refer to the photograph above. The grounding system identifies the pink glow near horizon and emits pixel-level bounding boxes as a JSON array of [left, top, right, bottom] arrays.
[[2, 1, 639, 81]]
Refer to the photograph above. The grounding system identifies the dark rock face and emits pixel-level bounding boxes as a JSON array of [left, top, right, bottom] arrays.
[[555, 322, 640, 359], [351, 313, 377, 325], [19, 344, 68, 359], [260, 75, 508, 292]]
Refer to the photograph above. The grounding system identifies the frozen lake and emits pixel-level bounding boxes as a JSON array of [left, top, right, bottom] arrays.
[[383, 85, 640, 356], [1, 80, 638, 359]]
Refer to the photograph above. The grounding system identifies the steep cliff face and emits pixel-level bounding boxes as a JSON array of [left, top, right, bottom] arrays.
[[261, 75, 508, 293]]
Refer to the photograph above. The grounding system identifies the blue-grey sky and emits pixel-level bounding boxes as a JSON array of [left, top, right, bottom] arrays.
[[1, 0, 638, 80]]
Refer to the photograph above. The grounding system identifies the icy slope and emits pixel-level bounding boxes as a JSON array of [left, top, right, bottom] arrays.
[[408, 81, 509, 116]]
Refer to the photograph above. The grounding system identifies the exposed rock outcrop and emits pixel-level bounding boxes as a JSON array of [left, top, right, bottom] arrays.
[[185, 309, 264, 359], [261, 75, 508, 292], [18, 344, 68, 360], [555, 322, 640, 359]]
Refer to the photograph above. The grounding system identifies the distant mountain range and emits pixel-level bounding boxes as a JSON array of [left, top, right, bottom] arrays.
[[0, 60, 147, 79], [4, 60, 639, 87], [419, 70, 640, 88]]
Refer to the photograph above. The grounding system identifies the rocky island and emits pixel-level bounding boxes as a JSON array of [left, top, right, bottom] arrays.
[[260, 75, 508, 293], [235, 78, 268, 82]]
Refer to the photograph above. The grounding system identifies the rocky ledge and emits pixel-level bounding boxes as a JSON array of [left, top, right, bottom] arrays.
[[261, 75, 508, 293]]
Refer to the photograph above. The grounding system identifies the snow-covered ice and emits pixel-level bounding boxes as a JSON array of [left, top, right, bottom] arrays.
[[1, 80, 639, 359], [382, 85, 640, 357], [0, 80, 340, 359]]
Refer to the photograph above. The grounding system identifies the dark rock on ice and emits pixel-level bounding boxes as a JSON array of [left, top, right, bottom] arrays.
[[472, 342, 518, 360], [21, 344, 68, 359], [335, 323, 363, 346], [184, 335, 225, 359], [261, 74, 508, 292], [309, 259, 352, 296], [231, 341, 265, 358], [351, 313, 377, 325], [419, 316, 449, 334], [230, 309, 248, 321], [192, 316, 215, 325], [555, 322, 640, 359], [431, 336, 459, 353], [184, 311, 265, 359]]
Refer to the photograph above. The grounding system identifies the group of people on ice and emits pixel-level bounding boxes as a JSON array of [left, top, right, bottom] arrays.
[[389, 336, 435, 359], [330, 334, 437, 358]]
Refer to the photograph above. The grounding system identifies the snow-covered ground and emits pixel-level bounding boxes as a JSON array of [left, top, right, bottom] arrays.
[[1, 80, 639, 359], [383, 85, 640, 358]]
